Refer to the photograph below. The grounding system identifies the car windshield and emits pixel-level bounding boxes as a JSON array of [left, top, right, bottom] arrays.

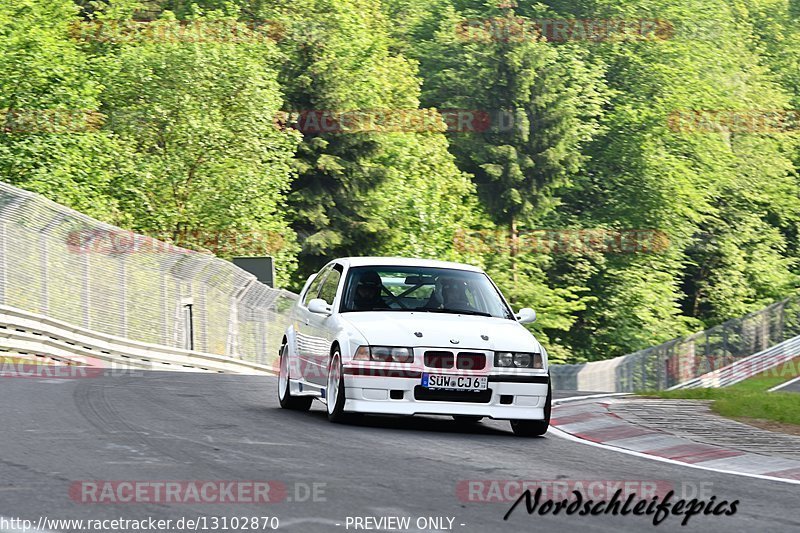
[[340, 266, 514, 319]]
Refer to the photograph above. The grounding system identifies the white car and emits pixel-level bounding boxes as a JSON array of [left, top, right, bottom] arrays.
[[277, 257, 551, 436]]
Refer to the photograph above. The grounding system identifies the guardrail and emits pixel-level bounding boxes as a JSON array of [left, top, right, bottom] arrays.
[[668, 334, 800, 389], [4, 181, 798, 387], [0, 305, 275, 375], [552, 295, 800, 392], [0, 180, 296, 370]]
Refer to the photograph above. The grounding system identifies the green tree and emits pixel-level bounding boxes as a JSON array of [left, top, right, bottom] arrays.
[[88, 4, 302, 284], [0, 0, 123, 220], [253, 0, 484, 288], [550, 0, 800, 355], [393, 2, 606, 359]]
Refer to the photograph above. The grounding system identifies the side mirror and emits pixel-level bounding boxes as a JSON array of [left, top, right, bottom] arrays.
[[308, 298, 332, 315], [516, 308, 536, 324]]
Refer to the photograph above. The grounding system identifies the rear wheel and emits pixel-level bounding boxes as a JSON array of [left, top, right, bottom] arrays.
[[278, 343, 312, 411], [510, 379, 551, 437]]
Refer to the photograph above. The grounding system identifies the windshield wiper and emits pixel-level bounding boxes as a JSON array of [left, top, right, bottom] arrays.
[[417, 308, 493, 317]]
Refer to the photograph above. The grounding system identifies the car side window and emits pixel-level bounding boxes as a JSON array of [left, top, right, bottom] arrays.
[[318, 265, 342, 305], [302, 267, 329, 306]]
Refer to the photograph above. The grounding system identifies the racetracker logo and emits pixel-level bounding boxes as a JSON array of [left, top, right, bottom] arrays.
[[68, 20, 286, 44], [668, 110, 800, 133], [1, 109, 102, 134], [664, 354, 800, 383], [69, 481, 287, 504], [453, 228, 670, 255], [457, 480, 674, 502], [0, 357, 143, 379], [455, 18, 674, 43], [280, 358, 491, 379], [274, 109, 517, 134], [66, 228, 287, 256]]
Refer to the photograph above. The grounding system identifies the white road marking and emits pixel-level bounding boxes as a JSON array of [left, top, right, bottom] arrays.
[[768, 375, 800, 392], [553, 392, 632, 404], [551, 395, 800, 485]]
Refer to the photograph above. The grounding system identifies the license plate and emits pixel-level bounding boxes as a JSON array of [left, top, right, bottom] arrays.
[[422, 373, 488, 391]]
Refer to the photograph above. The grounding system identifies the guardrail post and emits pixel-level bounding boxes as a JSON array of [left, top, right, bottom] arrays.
[[120, 255, 128, 338], [39, 232, 49, 315], [0, 221, 6, 306], [722, 325, 729, 360], [226, 300, 239, 358], [258, 319, 266, 365], [197, 283, 206, 352], [81, 250, 91, 329], [161, 276, 170, 346], [174, 283, 187, 348], [185, 302, 194, 351], [636, 356, 642, 390], [227, 277, 256, 359]]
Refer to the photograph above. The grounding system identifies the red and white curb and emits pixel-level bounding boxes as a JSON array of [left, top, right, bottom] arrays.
[[551, 396, 800, 485]]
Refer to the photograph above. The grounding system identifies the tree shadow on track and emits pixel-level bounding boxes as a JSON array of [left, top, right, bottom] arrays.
[[255, 405, 547, 439]]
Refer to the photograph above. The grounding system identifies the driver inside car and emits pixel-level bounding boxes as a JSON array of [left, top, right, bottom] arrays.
[[442, 278, 476, 312], [352, 270, 390, 311], [425, 277, 477, 313]]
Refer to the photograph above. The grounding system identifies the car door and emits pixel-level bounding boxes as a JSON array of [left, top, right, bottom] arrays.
[[295, 265, 329, 384], [306, 263, 343, 385]]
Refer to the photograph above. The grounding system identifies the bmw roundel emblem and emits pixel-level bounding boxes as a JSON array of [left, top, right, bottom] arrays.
[[449, 339, 460, 344]]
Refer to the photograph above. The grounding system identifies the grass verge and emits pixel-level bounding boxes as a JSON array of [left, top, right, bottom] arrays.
[[646, 357, 800, 427]]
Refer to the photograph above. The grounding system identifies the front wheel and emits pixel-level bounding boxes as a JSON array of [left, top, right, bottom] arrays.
[[326, 350, 350, 423], [278, 343, 312, 411], [510, 379, 551, 437]]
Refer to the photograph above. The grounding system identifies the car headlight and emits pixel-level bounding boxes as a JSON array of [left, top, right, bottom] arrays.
[[514, 353, 532, 367], [495, 352, 543, 369], [495, 352, 514, 367], [354, 346, 414, 363]]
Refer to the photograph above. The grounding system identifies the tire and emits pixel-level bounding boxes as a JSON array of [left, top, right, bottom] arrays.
[[278, 343, 312, 411], [326, 349, 350, 423], [452, 415, 483, 424], [510, 379, 551, 437]]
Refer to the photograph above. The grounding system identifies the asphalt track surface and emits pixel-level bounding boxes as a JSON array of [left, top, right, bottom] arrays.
[[775, 377, 800, 393], [1, 372, 797, 533]]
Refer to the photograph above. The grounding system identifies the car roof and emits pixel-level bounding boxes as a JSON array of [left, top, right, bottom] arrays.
[[336, 256, 484, 273]]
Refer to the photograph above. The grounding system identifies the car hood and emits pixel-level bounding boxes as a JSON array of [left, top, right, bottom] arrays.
[[340, 311, 542, 353]]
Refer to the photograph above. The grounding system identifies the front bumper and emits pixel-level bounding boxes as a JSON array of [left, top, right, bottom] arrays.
[[342, 368, 549, 420]]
